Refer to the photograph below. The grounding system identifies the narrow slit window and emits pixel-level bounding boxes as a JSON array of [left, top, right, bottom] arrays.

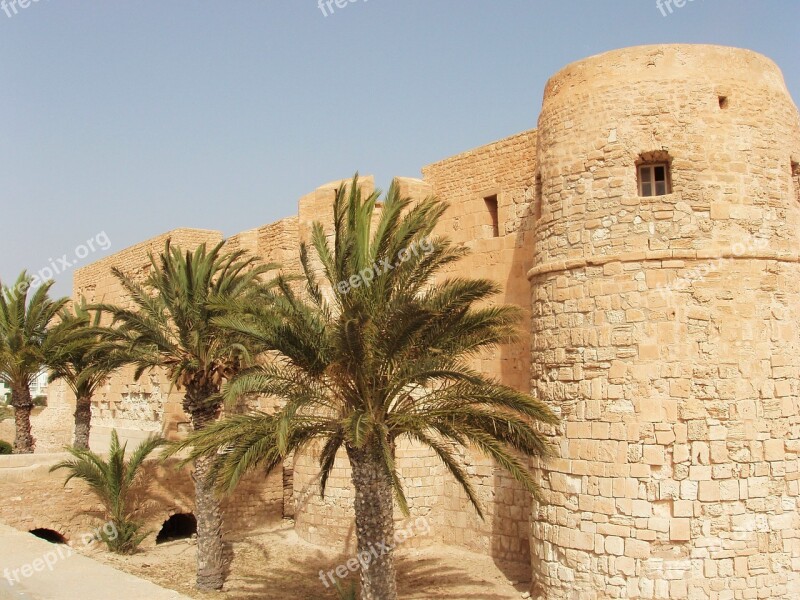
[[534, 174, 543, 221], [792, 161, 800, 203], [638, 163, 672, 197], [484, 195, 500, 237]]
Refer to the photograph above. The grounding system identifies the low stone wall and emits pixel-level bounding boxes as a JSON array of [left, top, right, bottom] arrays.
[[0, 404, 73, 453], [0, 453, 284, 547]]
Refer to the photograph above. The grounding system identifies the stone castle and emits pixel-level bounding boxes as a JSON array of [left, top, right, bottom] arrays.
[[3, 44, 800, 599]]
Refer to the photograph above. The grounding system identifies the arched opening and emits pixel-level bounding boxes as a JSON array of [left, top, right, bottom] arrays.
[[29, 528, 68, 544], [155, 513, 197, 544]]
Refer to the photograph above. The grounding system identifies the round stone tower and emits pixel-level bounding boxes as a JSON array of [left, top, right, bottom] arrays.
[[528, 46, 800, 599]]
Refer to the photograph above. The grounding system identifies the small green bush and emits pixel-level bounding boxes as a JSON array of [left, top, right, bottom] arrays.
[[32, 395, 48, 407], [0, 440, 12, 455]]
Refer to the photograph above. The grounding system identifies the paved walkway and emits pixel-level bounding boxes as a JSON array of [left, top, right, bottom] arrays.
[[0, 523, 192, 600]]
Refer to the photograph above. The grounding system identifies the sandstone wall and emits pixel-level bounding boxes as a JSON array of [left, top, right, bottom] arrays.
[[0, 454, 282, 547], [420, 131, 539, 575], [529, 45, 800, 600], [26, 228, 288, 546]]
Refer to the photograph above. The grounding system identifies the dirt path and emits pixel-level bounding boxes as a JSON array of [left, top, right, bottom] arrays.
[[94, 522, 528, 600]]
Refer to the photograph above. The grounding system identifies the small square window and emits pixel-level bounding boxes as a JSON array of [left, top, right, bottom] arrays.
[[638, 163, 672, 197]]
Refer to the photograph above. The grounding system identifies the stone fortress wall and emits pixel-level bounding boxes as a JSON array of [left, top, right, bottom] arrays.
[[8, 45, 800, 598]]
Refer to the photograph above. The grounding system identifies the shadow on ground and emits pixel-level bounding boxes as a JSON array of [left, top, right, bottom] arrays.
[[95, 522, 524, 600], [226, 533, 517, 599]]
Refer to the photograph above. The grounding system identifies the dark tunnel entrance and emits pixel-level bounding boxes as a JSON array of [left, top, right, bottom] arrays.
[[155, 513, 197, 544], [29, 528, 68, 544]]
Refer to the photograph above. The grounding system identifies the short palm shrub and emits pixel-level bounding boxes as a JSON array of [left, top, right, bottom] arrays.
[[0, 440, 11, 454], [50, 429, 164, 554]]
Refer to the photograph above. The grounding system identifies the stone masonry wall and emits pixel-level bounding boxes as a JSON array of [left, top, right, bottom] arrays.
[[420, 130, 539, 575], [0, 454, 283, 548], [30, 228, 286, 540]]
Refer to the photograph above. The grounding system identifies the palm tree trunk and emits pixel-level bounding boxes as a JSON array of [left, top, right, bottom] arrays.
[[189, 401, 225, 591], [11, 385, 35, 453], [347, 445, 397, 600], [73, 394, 92, 450]]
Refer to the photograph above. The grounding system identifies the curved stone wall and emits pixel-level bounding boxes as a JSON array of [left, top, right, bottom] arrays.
[[529, 45, 800, 599]]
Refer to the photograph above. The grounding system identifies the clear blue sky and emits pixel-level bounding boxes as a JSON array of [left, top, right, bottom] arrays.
[[1, 1, 798, 296]]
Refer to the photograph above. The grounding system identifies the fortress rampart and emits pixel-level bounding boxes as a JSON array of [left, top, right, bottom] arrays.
[[10, 45, 799, 598]]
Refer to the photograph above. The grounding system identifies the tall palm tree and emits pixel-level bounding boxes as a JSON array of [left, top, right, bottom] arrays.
[[50, 429, 165, 554], [98, 241, 276, 590], [0, 272, 69, 453], [47, 299, 124, 450], [172, 176, 559, 600]]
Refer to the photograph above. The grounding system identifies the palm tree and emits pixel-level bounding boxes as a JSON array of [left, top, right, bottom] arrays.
[[98, 241, 276, 590], [50, 429, 164, 554], [0, 272, 69, 453], [172, 176, 559, 600], [47, 299, 124, 450]]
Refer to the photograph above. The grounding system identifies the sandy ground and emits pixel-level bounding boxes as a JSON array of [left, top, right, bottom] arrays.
[[92, 521, 528, 600]]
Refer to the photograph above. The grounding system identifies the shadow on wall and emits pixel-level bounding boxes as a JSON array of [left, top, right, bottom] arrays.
[[494, 181, 538, 584], [130, 460, 195, 548]]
